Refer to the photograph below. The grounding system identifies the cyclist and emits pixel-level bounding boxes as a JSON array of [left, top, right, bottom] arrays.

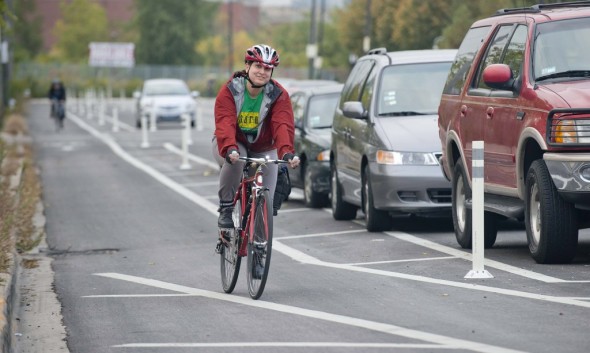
[[48, 79, 66, 127], [212, 44, 300, 228]]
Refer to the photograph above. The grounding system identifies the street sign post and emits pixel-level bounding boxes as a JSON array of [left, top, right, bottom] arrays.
[[89, 42, 135, 68]]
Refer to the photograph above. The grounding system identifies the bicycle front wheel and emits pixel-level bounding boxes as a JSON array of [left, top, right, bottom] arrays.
[[220, 228, 241, 293], [247, 189, 273, 299]]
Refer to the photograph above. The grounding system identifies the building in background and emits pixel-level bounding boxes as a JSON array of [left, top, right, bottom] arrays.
[[33, 0, 134, 51], [33, 0, 346, 53]]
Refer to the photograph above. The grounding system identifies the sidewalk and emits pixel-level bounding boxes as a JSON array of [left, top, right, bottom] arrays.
[[0, 118, 69, 352]]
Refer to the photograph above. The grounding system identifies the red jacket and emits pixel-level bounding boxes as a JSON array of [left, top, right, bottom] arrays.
[[214, 75, 295, 159]]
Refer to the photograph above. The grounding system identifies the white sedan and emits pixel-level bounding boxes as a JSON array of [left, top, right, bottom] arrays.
[[134, 78, 199, 128]]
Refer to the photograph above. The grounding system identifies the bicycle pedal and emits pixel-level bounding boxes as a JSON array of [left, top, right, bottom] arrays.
[[253, 241, 267, 250], [215, 240, 223, 254]]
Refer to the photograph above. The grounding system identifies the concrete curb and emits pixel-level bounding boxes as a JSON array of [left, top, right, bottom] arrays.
[[0, 252, 16, 353], [0, 143, 24, 352]]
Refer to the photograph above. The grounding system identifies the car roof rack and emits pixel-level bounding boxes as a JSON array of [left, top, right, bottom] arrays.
[[366, 48, 387, 56], [494, 1, 590, 16]]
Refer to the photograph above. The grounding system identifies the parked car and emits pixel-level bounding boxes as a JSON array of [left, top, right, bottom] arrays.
[[438, 2, 590, 264], [330, 48, 457, 232], [134, 78, 199, 128], [285, 79, 340, 94], [290, 84, 344, 207]]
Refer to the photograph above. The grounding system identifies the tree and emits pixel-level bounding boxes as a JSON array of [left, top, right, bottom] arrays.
[[438, 0, 539, 49], [134, 0, 217, 65], [52, 0, 109, 63], [13, 0, 42, 61], [391, 0, 452, 50]]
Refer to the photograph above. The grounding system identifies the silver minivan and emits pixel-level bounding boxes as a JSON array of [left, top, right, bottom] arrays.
[[330, 49, 457, 231]]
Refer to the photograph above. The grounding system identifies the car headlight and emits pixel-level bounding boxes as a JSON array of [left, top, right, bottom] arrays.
[[316, 150, 330, 161], [376, 150, 439, 165], [554, 119, 590, 144]]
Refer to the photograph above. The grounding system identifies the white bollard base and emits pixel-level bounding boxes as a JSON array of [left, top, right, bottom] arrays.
[[464, 269, 494, 279], [179, 163, 191, 170]]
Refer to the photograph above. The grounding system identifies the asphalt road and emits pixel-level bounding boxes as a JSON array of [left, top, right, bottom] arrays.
[[14, 97, 590, 353]]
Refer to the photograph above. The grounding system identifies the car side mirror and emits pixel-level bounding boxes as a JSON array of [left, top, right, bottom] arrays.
[[191, 91, 200, 98], [483, 64, 515, 91], [342, 101, 366, 119], [132, 91, 141, 99], [294, 119, 303, 130]]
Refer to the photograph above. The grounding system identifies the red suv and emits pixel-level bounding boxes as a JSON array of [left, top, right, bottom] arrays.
[[438, 2, 590, 264]]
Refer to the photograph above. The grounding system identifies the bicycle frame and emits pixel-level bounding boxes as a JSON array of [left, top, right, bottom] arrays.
[[219, 155, 289, 299], [233, 158, 268, 256]]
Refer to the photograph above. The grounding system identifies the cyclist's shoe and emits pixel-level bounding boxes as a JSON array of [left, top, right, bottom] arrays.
[[218, 207, 234, 228]]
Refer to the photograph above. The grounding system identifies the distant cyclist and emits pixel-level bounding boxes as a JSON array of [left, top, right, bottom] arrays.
[[48, 79, 66, 128], [212, 44, 300, 228]]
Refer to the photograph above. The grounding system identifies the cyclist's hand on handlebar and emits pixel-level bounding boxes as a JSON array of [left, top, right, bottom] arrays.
[[283, 153, 300, 169], [226, 149, 240, 164]]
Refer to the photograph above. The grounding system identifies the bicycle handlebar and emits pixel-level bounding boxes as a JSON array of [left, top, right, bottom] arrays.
[[238, 156, 295, 165]]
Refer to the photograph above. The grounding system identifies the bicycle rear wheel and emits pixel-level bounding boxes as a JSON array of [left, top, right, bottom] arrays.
[[220, 228, 241, 293], [247, 189, 273, 299]]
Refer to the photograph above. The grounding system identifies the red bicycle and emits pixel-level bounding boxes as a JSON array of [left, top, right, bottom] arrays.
[[216, 156, 288, 299]]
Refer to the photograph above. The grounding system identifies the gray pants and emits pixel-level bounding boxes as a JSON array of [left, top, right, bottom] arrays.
[[211, 137, 278, 208]]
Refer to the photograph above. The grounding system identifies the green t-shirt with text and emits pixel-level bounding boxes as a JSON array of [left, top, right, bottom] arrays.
[[238, 92, 263, 136]]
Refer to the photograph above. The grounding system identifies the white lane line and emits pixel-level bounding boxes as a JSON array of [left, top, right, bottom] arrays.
[[347, 256, 457, 266], [386, 231, 569, 283], [84, 294, 198, 298], [66, 113, 218, 215], [113, 342, 457, 349], [275, 229, 366, 240], [181, 181, 219, 187], [95, 272, 524, 353], [67, 112, 590, 292], [273, 242, 590, 309], [278, 207, 316, 213], [163, 142, 220, 170]]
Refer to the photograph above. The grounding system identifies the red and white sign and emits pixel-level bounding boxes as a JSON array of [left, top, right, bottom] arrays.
[[89, 42, 135, 67]]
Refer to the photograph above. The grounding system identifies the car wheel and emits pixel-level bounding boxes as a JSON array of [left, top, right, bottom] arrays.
[[331, 163, 357, 220], [303, 163, 329, 208], [525, 159, 577, 264], [452, 160, 498, 249], [362, 167, 391, 232]]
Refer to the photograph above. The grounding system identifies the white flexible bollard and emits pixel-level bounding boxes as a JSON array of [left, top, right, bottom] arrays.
[[150, 103, 157, 132], [86, 93, 92, 119], [196, 102, 203, 132], [112, 107, 119, 133], [179, 113, 191, 170], [119, 88, 125, 110], [187, 114, 193, 146], [98, 97, 105, 126], [465, 140, 493, 279], [140, 116, 150, 148]]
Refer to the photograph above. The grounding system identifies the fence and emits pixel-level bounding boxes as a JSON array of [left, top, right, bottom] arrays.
[[13, 62, 346, 98]]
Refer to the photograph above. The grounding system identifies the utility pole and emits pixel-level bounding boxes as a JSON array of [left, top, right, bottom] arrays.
[[316, 0, 326, 79], [307, 0, 317, 79], [228, 0, 234, 76], [363, 0, 372, 53]]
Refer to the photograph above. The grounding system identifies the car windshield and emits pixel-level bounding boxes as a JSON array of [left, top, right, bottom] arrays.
[[144, 81, 189, 96], [377, 61, 452, 116], [534, 17, 590, 81], [306, 93, 340, 129]]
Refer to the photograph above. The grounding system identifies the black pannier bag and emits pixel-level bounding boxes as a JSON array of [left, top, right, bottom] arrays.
[[273, 164, 291, 215]]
